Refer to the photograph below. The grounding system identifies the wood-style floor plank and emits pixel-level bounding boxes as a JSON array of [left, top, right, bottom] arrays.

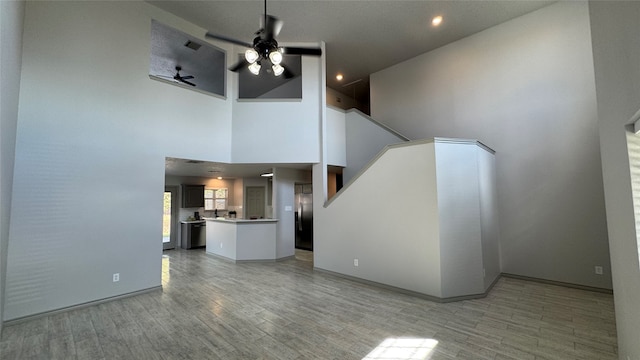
[[0, 249, 618, 359]]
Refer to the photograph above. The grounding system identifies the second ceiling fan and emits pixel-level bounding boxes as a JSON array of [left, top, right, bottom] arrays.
[[205, 0, 322, 78]]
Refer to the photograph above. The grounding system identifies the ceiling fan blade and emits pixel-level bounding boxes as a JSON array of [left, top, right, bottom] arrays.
[[180, 79, 196, 87], [205, 32, 252, 48], [260, 14, 283, 40], [282, 46, 322, 56], [180, 75, 194, 80], [229, 59, 247, 72], [282, 67, 295, 79]]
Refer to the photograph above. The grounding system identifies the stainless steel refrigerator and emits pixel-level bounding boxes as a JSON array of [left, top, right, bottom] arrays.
[[295, 192, 313, 251]]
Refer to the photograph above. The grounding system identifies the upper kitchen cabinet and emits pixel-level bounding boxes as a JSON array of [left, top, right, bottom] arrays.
[[182, 184, 204, 208]]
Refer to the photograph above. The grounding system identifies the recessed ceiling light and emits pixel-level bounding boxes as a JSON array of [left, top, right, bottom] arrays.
[[336, 74, 344, 81], [432, 15, 443, 27]]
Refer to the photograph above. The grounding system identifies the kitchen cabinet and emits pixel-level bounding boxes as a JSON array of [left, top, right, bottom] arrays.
[[181, 184, 204, 208]]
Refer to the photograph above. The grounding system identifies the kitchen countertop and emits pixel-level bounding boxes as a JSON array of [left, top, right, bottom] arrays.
[[202, 217, 277, 223], [180, 220, 206, 224]]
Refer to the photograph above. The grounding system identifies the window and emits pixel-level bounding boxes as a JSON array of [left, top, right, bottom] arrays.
[[205, 188, 228, 210]]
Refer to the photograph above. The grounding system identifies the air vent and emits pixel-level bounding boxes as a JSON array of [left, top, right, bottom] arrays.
[[186, 160, 204, 164], [184, 40, 202, 51]]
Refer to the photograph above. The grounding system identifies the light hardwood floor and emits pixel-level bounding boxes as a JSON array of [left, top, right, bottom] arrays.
[[0, 248, 617, 359]]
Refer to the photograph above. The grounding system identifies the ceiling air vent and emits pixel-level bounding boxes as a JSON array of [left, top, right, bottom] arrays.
[[184, 40, 202, 51]]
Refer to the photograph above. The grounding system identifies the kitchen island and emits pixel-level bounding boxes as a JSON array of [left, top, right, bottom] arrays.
[[203, 218, 278, 262]]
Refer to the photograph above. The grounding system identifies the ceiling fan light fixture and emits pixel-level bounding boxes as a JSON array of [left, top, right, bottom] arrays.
[[272, 64, 284, 76], [245, 48, 259, 63], [248, 62, 261, 75], [269, 49, 283, 65]]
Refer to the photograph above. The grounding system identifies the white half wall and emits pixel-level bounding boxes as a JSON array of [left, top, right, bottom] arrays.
[[370, 1, 610, 289], [315, 141, 443, 297], [477, 146, 501, 289], [589, 2, 640, 358], [435, 141, 485, 298], [315, 139, 498, 299]]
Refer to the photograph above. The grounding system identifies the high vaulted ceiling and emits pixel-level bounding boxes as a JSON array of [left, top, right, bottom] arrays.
[[152, 0, 556, 178], [148, 0, 555, 105]]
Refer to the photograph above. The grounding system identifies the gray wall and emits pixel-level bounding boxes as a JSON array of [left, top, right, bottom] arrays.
[[0, 0, 25, 333], [589, 2, 640, 358], [343, 109, 407, 185], [370, 1, 611, 289]]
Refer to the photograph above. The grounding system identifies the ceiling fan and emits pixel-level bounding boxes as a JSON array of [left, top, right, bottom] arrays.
[[155, 66, 196, 87], [205, 0, 322, 78], [171, 66, 196, 86]]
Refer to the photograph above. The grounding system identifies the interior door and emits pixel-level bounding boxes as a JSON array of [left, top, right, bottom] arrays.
[[245, 186, 266, 219], [163, 186, 178, 250]]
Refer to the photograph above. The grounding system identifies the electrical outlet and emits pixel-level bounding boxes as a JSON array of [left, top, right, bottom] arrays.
[[595, 266, 603, 275], [354, 259, 359, 267], [113, 273, 120, 282]]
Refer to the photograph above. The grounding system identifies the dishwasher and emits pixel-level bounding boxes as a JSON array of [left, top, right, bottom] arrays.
[[181, 221, 206, 249]]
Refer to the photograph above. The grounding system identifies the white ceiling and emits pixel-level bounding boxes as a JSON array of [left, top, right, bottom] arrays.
[[154, 0, 555, 178]]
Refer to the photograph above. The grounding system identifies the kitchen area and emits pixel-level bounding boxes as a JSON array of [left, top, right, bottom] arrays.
[[163, 157, 315, 262]]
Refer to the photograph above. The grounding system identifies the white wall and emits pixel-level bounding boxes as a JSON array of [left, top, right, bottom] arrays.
[[230, 49, 322, 164], [435, 141, 485, 297], [370, 1, 610, 289], [589, 2, 640, 358], [343, 110, 407, 184], [0, 0, 25, 332], [477, 146, 501, 289], [326, 106, 346, 167]]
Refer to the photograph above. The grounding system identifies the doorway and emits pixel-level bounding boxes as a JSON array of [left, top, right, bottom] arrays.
[[295, 184, 313, 251], [245, 186, 266, 219], [163, 186, 178, 250]]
